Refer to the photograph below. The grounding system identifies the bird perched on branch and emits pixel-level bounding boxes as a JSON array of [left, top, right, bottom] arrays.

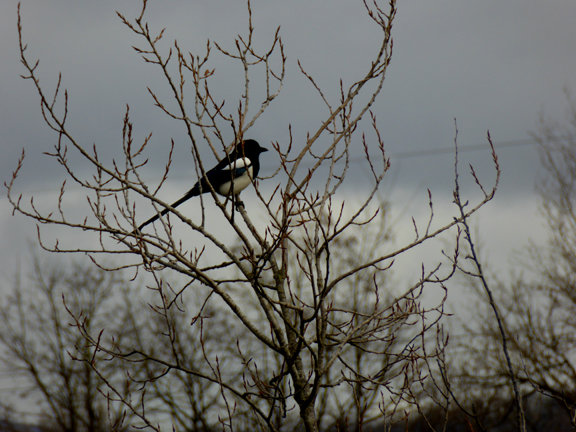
[[134, 139, 268, 232]]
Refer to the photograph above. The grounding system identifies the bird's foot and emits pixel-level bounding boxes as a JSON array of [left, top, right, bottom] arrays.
[[235, 200, 245, 210]]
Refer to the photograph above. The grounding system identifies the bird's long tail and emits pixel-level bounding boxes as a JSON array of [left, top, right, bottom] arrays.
[[134, 185, 199, 233]]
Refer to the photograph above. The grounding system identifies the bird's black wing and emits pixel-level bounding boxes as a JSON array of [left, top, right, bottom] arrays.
[[134, 150, 241, 233]]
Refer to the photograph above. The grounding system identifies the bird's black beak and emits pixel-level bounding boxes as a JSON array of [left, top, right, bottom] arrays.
[[261, 147, 269, 153]]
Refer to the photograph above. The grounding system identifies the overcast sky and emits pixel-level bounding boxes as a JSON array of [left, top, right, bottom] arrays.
[[1, 0, 576, 288]]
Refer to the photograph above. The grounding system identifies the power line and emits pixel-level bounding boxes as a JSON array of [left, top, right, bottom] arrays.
[[296, 137, 538, 170], [390, 138, 536, 159]]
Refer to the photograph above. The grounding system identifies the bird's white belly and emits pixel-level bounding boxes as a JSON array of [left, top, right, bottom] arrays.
[[217, 165, 254, 196]]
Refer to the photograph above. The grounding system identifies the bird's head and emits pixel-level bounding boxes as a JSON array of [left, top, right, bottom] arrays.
[[240, 139, 268, 156]]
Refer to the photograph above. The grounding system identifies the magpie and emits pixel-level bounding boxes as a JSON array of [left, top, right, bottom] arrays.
[[135, 139, 268, 232]]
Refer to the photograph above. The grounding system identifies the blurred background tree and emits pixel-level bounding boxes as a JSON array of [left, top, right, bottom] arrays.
[[451, 90, 576, 430], [0, 253, 132, 432]]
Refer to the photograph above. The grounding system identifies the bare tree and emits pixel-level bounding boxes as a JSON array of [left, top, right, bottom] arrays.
[[0, 252, 131, 432], [7, 1, 500, 431]]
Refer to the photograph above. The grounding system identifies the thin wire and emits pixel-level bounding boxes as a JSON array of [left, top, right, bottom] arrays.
[[391, 138, 536, 159]]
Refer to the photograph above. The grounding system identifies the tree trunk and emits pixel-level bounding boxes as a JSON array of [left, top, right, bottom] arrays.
[[300, 401, 318, 432]]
